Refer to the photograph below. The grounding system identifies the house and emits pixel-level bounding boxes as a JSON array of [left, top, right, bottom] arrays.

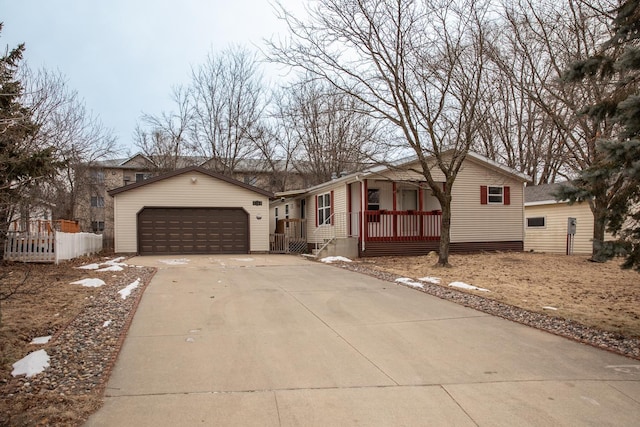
[[108, 166, 273, 255], [270, 151, 530, 258], [524, 182, 597, 254], [76, 154, 310, 248]]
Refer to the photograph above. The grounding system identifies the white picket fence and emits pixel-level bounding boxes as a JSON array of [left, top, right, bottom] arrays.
[[3, 231, 103, 264]]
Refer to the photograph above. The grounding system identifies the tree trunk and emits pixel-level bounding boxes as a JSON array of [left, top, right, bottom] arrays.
[[591, 197, 608, 263], [437, 195, 452, 267]]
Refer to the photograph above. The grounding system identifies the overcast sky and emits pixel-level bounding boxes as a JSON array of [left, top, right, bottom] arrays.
[[1, 0, 300, 154]]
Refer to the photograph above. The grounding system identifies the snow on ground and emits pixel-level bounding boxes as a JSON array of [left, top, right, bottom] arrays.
[[320, 256, 352, 263], [96, 265, 124, 272], [77, 263, 100, 270], [158, 258, 190, 265], [448, 281, 490, 292], [12, 349, 50, 377], [395, 278, 425, 289], [103, 320, 112, 327], [232, 258, 254, 262], [118, 278, 141, 299], [543, 306, 558, 311], [418, 276, 441, 284], [70, 278, 106, 288], [30, 336, 51, 345]]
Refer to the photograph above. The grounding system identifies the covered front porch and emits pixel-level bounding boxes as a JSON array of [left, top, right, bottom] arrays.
[[348, 179, 443, 256]]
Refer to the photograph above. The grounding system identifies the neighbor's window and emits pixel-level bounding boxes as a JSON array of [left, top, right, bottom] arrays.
[[244, 176, 258, 186], [488, 186, 503, 204], [317, 193, 331, 225], [527, 217, 546, 228], [90, 196, 105, 208], [91, 221, 105, 232], [135, 172, 152, 183], [90, 170, 105, 183], [367, 188, 380, 211]]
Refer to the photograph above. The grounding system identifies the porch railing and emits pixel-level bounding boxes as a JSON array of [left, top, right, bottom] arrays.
[[363, 210, 441, 241]]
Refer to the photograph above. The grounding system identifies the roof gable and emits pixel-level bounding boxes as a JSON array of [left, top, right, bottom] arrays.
[[108, 166, 274, 197]]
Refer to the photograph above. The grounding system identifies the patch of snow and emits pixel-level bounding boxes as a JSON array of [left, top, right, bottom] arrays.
[[105, 256, 126, 264], [118, 278, 141, 299], [158, 258, 190, 265], [70, 278, 106, 288], [30, 336, 51, 345], [12, 349, 50, 377], [77, 263, 100, 270], [418, 276, 441, 285], [395, 278, 424, 289], [448, 281, 490, 292], [320, 256, 353, 263], [232, 257, 254, 262], [96, 265, 124, 272], [542, 306, 558, 311], [185, 337, 195, 343], [103, 320, 112, 327]]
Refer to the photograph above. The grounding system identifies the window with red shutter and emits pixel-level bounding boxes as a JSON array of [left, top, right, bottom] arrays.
[[480, 186, 488, 204]]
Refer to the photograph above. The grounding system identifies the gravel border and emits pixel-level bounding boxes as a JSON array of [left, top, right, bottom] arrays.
[[335, 261, 640, 361], [3, 263, 156, 402]]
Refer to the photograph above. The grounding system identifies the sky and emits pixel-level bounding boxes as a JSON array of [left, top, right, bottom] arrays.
[[1, 0, 301, 154]]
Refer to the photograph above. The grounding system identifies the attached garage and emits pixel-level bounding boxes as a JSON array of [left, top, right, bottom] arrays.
[[108, 167, 272, 255]]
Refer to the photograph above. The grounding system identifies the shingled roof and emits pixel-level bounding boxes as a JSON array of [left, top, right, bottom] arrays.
[[524, 182, 566, 204]]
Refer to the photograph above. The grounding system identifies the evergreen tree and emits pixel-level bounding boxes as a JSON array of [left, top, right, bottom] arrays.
[[0, 23, 61, 253], [557, 0, 640, 270]]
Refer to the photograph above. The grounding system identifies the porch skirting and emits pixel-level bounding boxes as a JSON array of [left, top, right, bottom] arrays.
[[359, 240, 523, 257]]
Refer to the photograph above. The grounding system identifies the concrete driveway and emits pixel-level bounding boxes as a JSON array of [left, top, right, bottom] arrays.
[[86, 255, 640, 426]]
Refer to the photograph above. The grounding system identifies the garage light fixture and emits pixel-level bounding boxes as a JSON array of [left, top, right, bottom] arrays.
[[191, 177, 197, 183]]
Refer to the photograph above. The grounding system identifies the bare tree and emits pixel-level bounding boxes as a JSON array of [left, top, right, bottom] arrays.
[[491, 0, 625, 261], [269, 0, 491, 266], [134, 85, 195, 172], [189, 46, 267, 174], [21, 67, 118, 222], [276, 76, 383, 185]]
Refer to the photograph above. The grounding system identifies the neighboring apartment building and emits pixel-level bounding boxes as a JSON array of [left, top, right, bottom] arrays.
[[75, 153, 310, 248]]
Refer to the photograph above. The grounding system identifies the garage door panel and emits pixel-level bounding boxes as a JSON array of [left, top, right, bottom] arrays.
[[138, 207, 248, 255]]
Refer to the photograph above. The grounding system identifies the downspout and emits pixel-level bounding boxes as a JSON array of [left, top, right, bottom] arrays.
[[355, 175, 365, 252]]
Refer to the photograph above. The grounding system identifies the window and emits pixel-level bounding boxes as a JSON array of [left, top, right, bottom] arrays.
[[527, 217, 546, 228], [135, 173, 146, 183], [488, 186, 503, 204], [90, 196, 105, 208], [91, 221, 105, 232], [480, 185, 510, 205], [244, 176, 258, 186], [367, 189, 380, 211], [90, 170, 105, 183], [317, 193, 331, 225]]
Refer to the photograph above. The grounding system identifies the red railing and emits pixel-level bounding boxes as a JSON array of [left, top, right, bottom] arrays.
[[362, 210, 441, 242]]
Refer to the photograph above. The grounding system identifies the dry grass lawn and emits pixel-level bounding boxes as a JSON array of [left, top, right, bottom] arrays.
[[360, 252, 640, 338]]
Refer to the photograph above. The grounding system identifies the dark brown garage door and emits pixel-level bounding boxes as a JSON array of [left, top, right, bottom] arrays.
[[138, 207, 249, 255]]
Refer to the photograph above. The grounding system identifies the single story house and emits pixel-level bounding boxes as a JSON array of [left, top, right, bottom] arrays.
[[524, 182, 598, 255], [108, 166, 273, 255], [270, 151, 530, 258]]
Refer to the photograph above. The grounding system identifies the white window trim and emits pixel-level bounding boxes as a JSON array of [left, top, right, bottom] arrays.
[[317, 192, 331, 226], [487, 186, 504, 204], [526, 216, 546, 228]]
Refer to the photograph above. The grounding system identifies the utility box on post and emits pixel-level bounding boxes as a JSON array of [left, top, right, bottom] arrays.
[[566, 217, 577, 255]]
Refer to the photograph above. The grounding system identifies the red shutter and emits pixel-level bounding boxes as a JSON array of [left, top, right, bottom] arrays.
[[315, 195, 319, 227], [330, 190, 334, 225], [504, 186, 510, 205], [480, 186, 488, 204]]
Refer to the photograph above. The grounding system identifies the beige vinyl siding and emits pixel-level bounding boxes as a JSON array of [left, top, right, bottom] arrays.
[[450, 159, 524, 243], [113, 171, 269, 253], [524, 202, 594, 254], [306, 182, 348, 244]]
